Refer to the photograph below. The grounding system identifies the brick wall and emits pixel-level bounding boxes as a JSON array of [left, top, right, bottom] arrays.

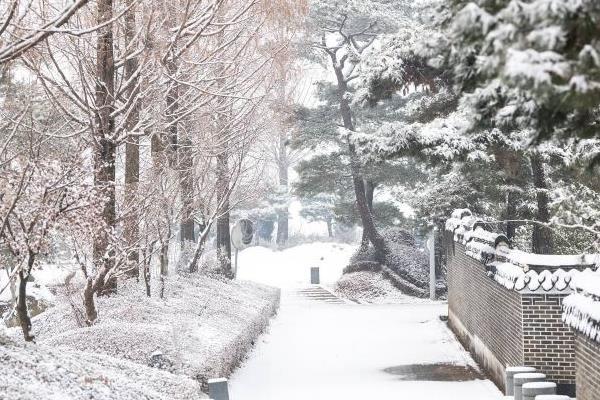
[[446, 233, 576, 394], [522, 294, 575, 386], [575, 334, 600, 400]]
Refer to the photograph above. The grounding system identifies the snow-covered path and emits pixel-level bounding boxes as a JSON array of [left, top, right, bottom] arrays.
[[229, 243, 502, 400]]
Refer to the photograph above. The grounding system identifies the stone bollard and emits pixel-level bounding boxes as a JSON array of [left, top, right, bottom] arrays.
[[506, 366, 537, 395], [208, 378, 229, 400], [523, 382, 556, 400], [311, 267, 320, 284], [534, 396, 572, 400], [513, 373, 546, 400]]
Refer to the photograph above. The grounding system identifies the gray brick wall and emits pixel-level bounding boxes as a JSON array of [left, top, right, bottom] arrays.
[[446, 233, 576, 393], [575, 334, 600, 400], [522, 294, 575, 384]]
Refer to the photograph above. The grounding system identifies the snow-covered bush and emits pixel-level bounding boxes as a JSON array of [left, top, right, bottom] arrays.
[[347, 227, 429, 290]]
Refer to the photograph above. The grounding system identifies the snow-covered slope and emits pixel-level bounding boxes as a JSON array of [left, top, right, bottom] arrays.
[[17, 274, 280, 389], [0, 334, 205, 400]]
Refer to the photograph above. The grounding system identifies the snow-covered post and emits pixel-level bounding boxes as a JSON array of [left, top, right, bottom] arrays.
[[522, 382, 556, 400], [505, 366, 537, 395], [428, 229, 436, 300], [208, 378, 230, 400], [513, 373, 546, 400]]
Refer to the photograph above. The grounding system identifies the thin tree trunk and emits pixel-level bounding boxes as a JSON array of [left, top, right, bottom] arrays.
[[505, 191, 518, 241], [179, 138, 195, 245], [276, 146, 289, 246], [17, 255, 34, 342], [123, 0, 140, 277], [93, 0, 117, 295], [326, 218, 333, 238], [530, 154, 553, 254], [216, 152, 232, 276]]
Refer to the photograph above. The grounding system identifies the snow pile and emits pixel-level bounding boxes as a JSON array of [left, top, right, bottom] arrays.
[[0, 333, 204, 400], [563, 272, 600, 342], [335, 271, 416, 304], [236, 242, 355, 289], [22, 274, 280, 388]]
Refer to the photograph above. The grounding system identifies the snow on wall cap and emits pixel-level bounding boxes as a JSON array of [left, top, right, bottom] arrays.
[[563, 276, 600, 342], [522, 382, 556, 389], [506, 366, 536, 373], [208, 378, 228, 383], [491, 262, 594, 292], [513, 372, 546, 382], [533, 396, 571, 400]]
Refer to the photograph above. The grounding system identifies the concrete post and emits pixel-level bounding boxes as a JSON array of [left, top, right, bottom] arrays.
[[513, 373, 546, 400], [311, 267, 320, 284], [522, 382, 556, 400], [506, 366, 537, 395], [208, 378, 229, 400]]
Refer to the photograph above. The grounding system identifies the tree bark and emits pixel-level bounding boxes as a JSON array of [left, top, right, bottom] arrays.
[[530, 154, 553, 254], [331, 63, 386, 260], [17, 265, 34, 342], [505, 191, 518, 241], [123, 0, 140, 277], [276, 144, 289, 246], [93, 0, 117, 294], [326, 218, 333, 238], [179, 138, 195, 244], [216, 152, 232, 276], [361, 180, 376, 249]]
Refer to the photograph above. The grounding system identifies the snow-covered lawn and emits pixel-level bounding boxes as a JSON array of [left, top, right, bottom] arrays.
[[0, 334, 204, 400], [230, 242, 503, 400], [9, 273, 280, 392]]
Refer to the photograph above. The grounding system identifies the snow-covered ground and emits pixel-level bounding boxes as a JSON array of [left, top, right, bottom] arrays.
[[8, 274, 280, 393], [230, 242, 503, 400], [237, 242, 356, 289]]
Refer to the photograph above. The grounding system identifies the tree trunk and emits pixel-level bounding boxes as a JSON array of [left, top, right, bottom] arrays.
[[361, 180, 376, 249], [179, 138, 195, 245], [94, 0, 117, 294], [17, 268, 34, 342], [326, 218, 333, 238], [530, 154, 553, 254], [330, 65, 387, 261], [505, 191, 518, 241], [216, 152, 232, 276], [123, 0, 140, 277], [276, 132, 289, 246]]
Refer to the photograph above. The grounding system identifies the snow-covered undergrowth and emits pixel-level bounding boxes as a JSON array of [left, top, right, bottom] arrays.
[[13, 274, 280, 390], [335, 271, 416, 304], [0, 333, 204, 400], [345, 228, 431, 295]]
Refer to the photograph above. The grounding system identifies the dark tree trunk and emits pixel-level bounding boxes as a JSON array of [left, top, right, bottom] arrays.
[[505, 191, 518, 241], [326, 218, 333, 238], [123, 0, 140, 277], [530, 154, 553, 254], [361, 180, 376, 249], [17, 266, 34, 342], [179, 138, 195, 245], [216, 153, 232, 276], [93, 0, 117, 295], [332, 66, 386, 260]]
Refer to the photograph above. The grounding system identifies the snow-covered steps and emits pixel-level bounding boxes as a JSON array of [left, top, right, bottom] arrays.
[[296, 286, 348, 304]]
